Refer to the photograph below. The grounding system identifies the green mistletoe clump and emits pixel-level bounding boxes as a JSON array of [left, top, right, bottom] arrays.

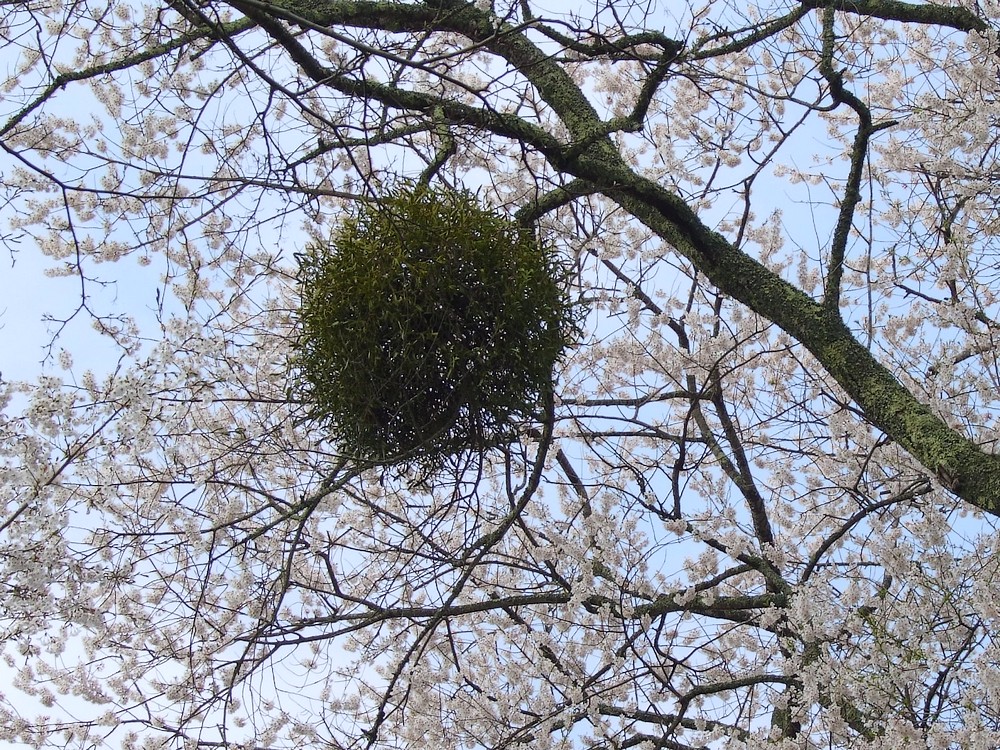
[[294, 184, 575, 472]]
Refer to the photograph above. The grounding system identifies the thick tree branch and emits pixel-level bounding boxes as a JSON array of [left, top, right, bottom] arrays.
[[798, 0, 989, 33], [592, 159, 1000, 515]]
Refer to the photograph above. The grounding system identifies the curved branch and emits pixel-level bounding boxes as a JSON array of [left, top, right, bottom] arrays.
[[817, 5, 897, 307], [798, 0, 989, 33]]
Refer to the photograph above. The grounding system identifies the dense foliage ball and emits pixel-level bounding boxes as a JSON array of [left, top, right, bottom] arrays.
[[294, 185, 574, 471]]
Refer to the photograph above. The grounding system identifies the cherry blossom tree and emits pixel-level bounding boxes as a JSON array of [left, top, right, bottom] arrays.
[[3, 0, 1000, 747]]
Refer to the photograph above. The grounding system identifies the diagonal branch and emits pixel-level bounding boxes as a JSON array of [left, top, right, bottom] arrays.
[[0, 17, 253, 139], [593, 161, 1000, 515]]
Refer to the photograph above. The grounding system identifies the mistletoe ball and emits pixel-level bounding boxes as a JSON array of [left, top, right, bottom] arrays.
[[294, 185, 574, 470]]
